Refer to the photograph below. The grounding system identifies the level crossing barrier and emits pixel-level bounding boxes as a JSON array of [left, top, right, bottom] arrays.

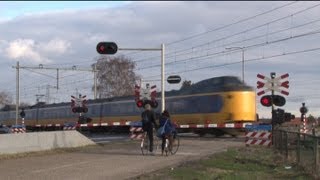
[[129, 121, 144, 140], [63, 122, 77, 131], [245, 124, 272, 146], [10, 125, 26, 133]]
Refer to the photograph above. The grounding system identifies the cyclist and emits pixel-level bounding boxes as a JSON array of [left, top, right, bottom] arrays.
[[141, 103, 157, 154], [158, 110, 176, 155]]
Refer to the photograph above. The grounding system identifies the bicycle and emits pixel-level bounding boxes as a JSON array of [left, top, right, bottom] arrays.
[[162, 132, 180, 156], [140, 129, 159, 156]]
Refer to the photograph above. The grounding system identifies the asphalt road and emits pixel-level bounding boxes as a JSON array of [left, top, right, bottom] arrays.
[[0, 136, 243, 180]]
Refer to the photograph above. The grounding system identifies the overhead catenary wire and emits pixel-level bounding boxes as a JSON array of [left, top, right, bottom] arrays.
[[12, 26, 320, 97], [131, 2, 320, 64], [142, 46, 320, 79], [166, 1, 299, 46], [109, 1, 298, 62], [136, 27, 320, 71]]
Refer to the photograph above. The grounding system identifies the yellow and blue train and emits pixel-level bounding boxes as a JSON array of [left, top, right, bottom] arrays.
[[0, 76, 257, 135]]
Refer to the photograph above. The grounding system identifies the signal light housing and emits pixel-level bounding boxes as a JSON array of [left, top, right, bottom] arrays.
[[260, 95, 272, 107], [96, 42, 118, 54], [284, 112, 295, 122], [136, 100, 158, 108], [272, 108, 285, 124], [260, 95, 286, 107], [71, 107, 88, 113], [151, 100, 158, 108], [300, 103, 308, 115], [272, 109, 295, 124], [273, 95, 286, 107]]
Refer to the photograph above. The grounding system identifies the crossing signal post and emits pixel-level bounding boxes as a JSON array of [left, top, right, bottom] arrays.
[[134, 84, 158, 109], [71, 94, 88, 113], [257, 72, 290, 145], [257, 72, 289, 110], [20, 108, 26, 126], [299, 103, 309, 134]]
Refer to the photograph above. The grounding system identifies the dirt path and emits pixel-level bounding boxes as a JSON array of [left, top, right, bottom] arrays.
[[0, 138, 243, 180]]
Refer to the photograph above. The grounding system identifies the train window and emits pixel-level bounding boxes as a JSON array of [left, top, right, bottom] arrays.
[[9, 111, 14, 119], [166, 95, 223, 114], [126, 103, 133, 113], [43, 111, 49, 119], [58, 108, 67, 118], [90, 104, 96, 115], [102, 104, 109, 116], [29, 109, 36, 119], [38, 109, 44, 119]]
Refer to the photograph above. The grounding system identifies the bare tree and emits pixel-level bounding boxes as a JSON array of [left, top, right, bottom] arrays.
[[93, 55, 140, 98], [0, 91, 13, 105], [307, 114, 316, 124], [180, 80, 192, 90]]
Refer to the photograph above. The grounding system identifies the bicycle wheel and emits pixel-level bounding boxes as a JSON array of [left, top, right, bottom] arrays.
[[165, 138, 169, 156], [141, 133, 149, 156], [170, 134, 180, 155]]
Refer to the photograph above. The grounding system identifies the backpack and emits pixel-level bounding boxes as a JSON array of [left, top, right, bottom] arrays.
[[156, 119, 168, 138]]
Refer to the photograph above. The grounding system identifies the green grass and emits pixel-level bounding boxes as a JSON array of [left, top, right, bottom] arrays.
[[135, 147, 313, 180]]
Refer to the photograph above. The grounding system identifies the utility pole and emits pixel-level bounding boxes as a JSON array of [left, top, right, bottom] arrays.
[[15, 61, 20, 125], [270, 72, 276, 145], [45, 85, 57, 104], [94, 64, 97, 99], [226, 47, 245, 83]]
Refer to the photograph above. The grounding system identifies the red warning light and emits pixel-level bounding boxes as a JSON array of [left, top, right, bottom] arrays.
[[260, 95, 272, 107], [99, 45, 105, 51], [136, 100, 144, 108]]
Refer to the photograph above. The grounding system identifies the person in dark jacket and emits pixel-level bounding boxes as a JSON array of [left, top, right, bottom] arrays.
[[158, 110, 176, 155], [141, 103, 157, 153]]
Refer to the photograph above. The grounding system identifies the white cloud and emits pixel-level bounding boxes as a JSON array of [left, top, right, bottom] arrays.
[[4, 38, 72, 64], [40, 38, 71, 54], [5, 39, 49, 63]]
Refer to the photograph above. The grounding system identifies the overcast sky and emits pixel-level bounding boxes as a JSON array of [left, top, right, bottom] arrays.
[[1, 1, 320, 118]]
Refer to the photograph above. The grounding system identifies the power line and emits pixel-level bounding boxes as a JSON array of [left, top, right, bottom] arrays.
[[126, 2, 300, 64], [137, 27, 320, 71], [20, 23, 316, 94], [143, 46, 320, 79], [163, 17, 320, 62], [132, 2, 320, 64], [166, 1, 299, 45]]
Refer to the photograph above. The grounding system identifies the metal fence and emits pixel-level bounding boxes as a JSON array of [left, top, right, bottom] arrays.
[[273, 129, 319, 177]]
